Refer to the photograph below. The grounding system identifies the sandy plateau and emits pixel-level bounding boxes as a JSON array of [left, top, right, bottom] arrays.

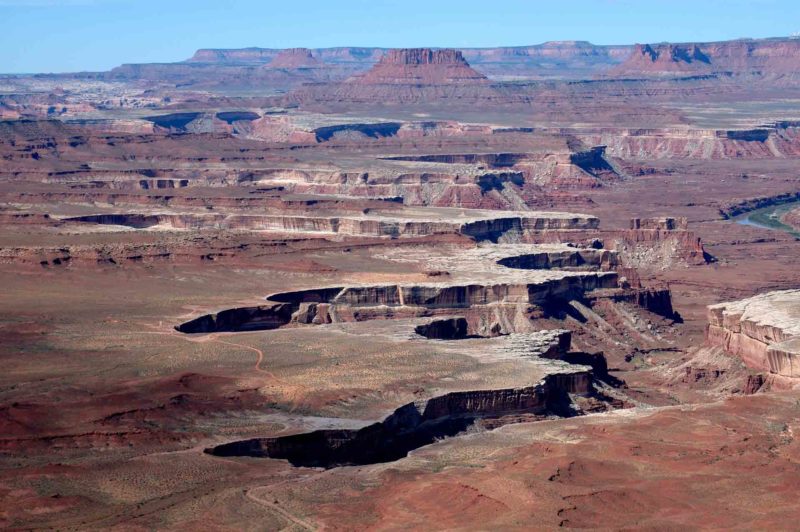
[[2, 40, 800, 529]]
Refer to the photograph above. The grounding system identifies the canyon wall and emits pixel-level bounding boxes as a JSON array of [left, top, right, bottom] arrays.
[[63, 211, 598, 239], [206, 370, 592, 467], [176, 271, 621, 334], [707, 290, 800, 378], [579, 124, 800, 160]]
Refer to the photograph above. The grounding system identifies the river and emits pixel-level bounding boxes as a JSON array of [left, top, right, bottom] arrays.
[[735, 197, 800, 238]]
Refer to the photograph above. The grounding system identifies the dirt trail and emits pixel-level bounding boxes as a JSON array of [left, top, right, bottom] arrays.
[[141, 320, 311, 407], [141, 327, 279, 379], [246, 486, 319, 531], [214, 338, 269, 375]]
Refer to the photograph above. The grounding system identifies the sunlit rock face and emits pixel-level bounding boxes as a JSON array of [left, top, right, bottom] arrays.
[[707, 290, 800, 377]]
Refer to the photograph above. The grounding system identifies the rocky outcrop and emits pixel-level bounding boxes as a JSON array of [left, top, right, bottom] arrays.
[[634, 288, 679, 321], [67, 214, 165, 228], [267, 48, 322, 69], [725, 129, 770, 142], [461, 215, 597, 241], [630, 217, 687, 231], [137, 179, 190, 190], [354, 49, 488, 85], [242, 116, 496, 144], [707, 290, 800, 378], [497, 249, 617, 271], [610, 218, 709, 268], [581, 283, 679, 321]]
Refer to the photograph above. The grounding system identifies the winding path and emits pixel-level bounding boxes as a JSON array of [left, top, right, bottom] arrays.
[[141, 319, 313, 407], [246, 486, 319, 531], [142, 327, 278, 378]]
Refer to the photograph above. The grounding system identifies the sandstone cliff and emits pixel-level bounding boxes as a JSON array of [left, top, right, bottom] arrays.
[[707, 290, 800, 378]]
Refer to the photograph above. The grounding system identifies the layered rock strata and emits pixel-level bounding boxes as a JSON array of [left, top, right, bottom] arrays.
[[64, 210, 599, 239], [707, 290, 800, 377], [578, 123, 800, 160], [610, 218, 708, 268], [176, 238, 680, 335], [175, 272, 620, 334]]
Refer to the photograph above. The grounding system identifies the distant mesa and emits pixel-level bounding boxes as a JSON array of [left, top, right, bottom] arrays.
[[638, 44, 711, 65], [267, 48, 323, 69], [353, 48, 488, 85], [610, 43, 715, 75], [282, 47, 495, 107], [188, 47, 278, 64], [610, 38, 800, 76], [185, 46, 384, 65]]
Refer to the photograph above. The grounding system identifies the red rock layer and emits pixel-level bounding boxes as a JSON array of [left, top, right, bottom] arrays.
[[354, 48, 488, 85]]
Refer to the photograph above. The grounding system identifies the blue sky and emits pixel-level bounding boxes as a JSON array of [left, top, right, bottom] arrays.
[[2, 0, 799, 73]]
